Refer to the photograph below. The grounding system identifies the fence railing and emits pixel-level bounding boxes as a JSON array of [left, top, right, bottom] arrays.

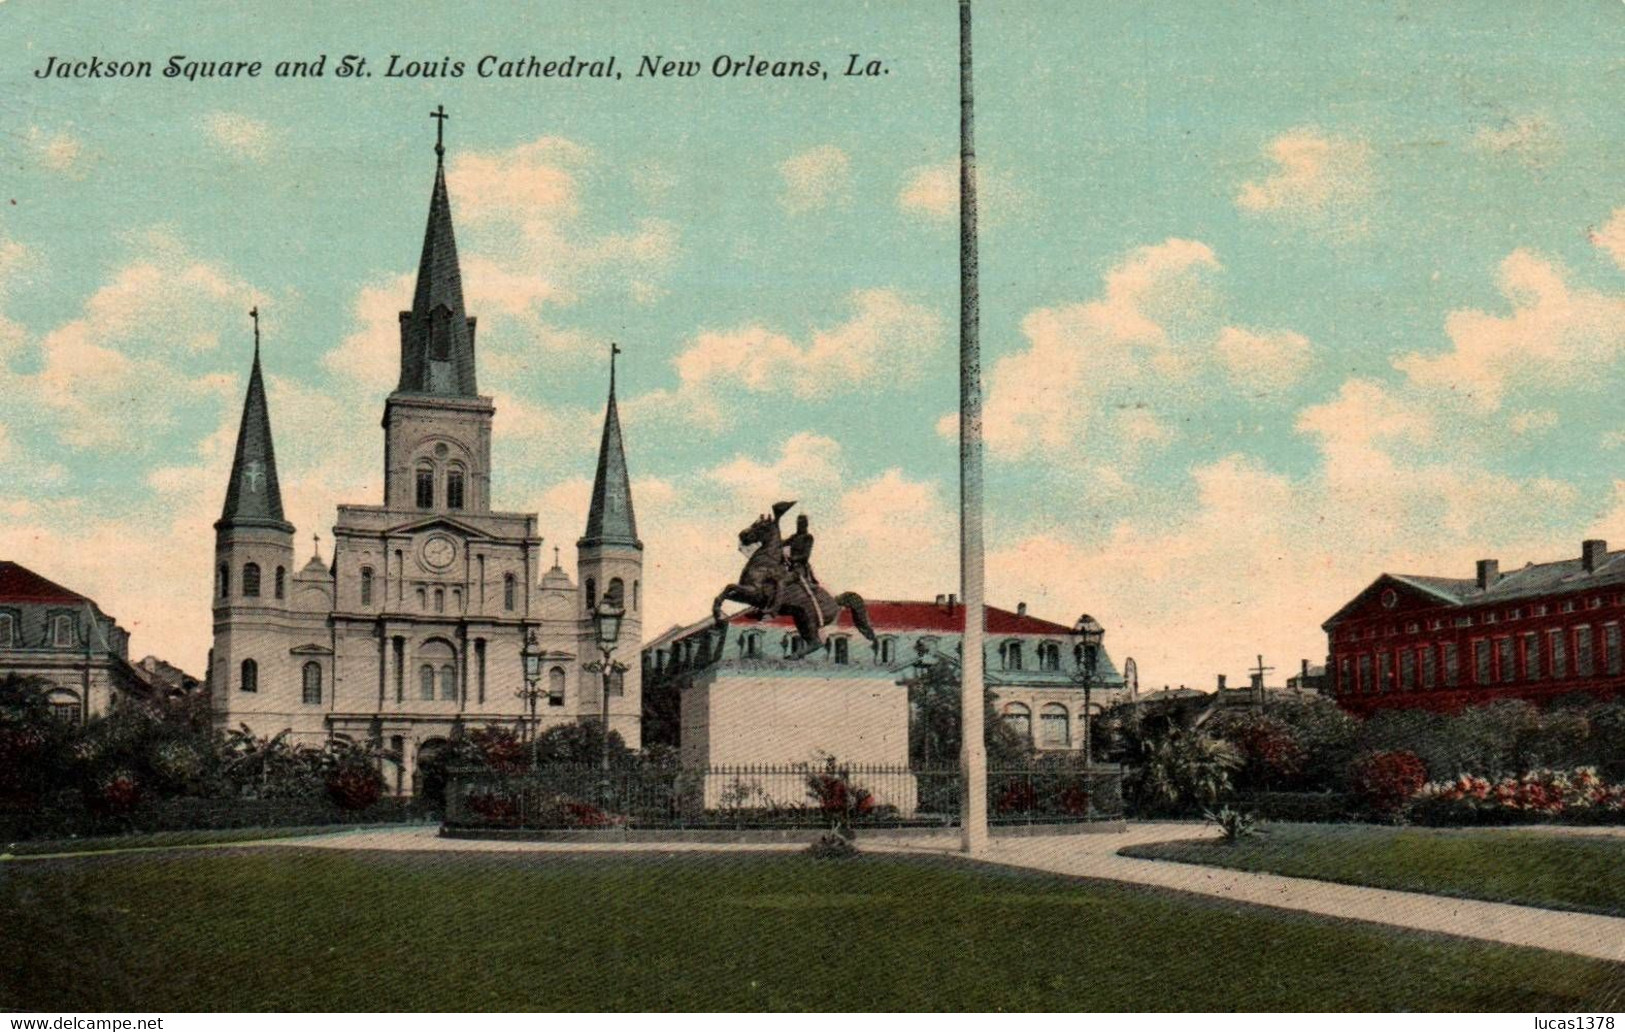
[[444, 762, 1123, 831]]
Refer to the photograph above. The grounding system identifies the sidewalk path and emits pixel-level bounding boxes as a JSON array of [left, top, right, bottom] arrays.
[[870, 823, 1625, 964], [265, 823, 1625, 962]]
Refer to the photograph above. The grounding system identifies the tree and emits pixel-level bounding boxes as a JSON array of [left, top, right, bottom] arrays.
[[905, 659, 1031, 769], [1124, 722, 1241, 815]]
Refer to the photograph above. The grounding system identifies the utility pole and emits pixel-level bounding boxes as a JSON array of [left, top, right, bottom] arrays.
[[958, 0, 989, 855]]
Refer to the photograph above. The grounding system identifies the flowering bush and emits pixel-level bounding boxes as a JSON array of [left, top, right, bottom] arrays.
[[805, 756, 875, 839], [465, 790, 520, 827], [995, 780, 1038, 814], [326, 763, 384, 811], [92, 769, 142, 815], [1414, 767, 1625, 824], [1350, 749, 1427, 816]]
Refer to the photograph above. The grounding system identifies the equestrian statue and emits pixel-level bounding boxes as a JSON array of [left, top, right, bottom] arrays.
[[712, 501, 877, 660]]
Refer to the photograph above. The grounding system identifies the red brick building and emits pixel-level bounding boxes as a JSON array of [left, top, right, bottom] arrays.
[[1323, 540, 1625, 715]]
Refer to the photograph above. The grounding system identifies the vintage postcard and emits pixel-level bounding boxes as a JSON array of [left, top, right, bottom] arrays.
[[1, 0, 1622, 1018]]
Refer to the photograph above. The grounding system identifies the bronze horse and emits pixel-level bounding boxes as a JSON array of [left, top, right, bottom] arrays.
[[712, 509, 877, 660]]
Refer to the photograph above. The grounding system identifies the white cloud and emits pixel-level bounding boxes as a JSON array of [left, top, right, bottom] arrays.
[[1215, 327, 1313, 392], [1236, 129, 1373, 237], [202, 112, 274, 161], [630, 288, 946, 430], [898, 159, 1020, 224], [1394, 249, 1625, 411], [1472, 115, 1561, 165], [27, 127, 84, 174], [779, 145, 851, 213], [1590, 207, 1625, 270], [1509, 409, 1558, 435]]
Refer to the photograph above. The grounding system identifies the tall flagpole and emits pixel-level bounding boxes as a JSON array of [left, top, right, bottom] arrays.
[[958, 0, 989, 855]]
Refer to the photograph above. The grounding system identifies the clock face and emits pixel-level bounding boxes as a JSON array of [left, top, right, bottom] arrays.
[[422, 536, 456, 571]]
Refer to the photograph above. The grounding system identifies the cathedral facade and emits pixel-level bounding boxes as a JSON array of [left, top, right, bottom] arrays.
[[208, 131, 644, 792]]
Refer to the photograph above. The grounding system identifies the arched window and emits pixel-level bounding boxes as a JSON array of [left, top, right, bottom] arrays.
[[302, 661, 323, 705], [53, 614, 75, 648], [878, 637, 896, 664], [743, 632, 761, 659], [218, 564, 229, 598], [0, 612, 14, 647], [416, 466, 435, 509], [585, 578, 597, 610], [416, 587, 427, 610], [503, 574, 516, 611], [360, 567, 374, 606], [274, 566, 286, 600], [607, 577, 625, 606], [1003, 702, 1031, 743], [240, 658, 258, 693], [47, 690, 81, 724], [633, 581, 640, 612], [419, 639, 455, 701], [434, 588, 445, 614], [242, 562, 261, 598], [548, 667, 566, 707], [1040, 704, 1070, 747], [446, 469, 465, 511], [1002, 640, 1024, 672], [1038, 642, 1061, 672], [833, 637, 849, 665]]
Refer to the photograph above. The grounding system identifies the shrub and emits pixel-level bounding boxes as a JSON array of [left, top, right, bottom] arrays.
[[1203, 805, 1263, 843], [1412, 768, 1625, 825], [326, 764, 383, 811], [805, 755, 875, 838], [807, 831, 859, 859], [1125, 725, 1241, 815], [1350, 749, 1427, 816]]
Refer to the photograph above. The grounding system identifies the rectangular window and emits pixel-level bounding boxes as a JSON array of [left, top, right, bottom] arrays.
[[476, 639, 487, 704], [447, 471, 465, 510], [393, 637, 405, 703], [0, 613, 13, 647], [1399, 650, 1416, 691], [1443, 642, 1459, 687], [1358, 654, 1373, 693], [1473, 640, 1491, 685], [1496, 637, 1515, 683], [51, 702, 82, 723], [1377, 651, 1391, 692], [1550, 630, 1567, 678], [1523, 632, 1542, 680], [1339, 658, 1352, 694], [360, 568, 373, 606], [1575, 626, 1594, 677], [415, 470, 434, 509], [1420, 646, 1436, 690], [1606, 624, 1622, 677]]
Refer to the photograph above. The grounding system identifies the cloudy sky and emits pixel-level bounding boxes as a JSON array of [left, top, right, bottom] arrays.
[[2, 1, 1622, 688]]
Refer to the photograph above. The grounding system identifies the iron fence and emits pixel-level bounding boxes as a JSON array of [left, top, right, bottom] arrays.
[[444, 762, 1123, 831]]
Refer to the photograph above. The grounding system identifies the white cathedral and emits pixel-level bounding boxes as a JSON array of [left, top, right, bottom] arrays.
[[207, 126, 644, 791]]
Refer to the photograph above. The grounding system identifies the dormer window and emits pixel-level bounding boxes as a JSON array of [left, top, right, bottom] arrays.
[[52, 614, 75, 648]]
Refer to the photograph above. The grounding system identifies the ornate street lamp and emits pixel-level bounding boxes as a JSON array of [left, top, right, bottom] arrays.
[[583, 593, 629, 778], [1071, 614, 1105, 767], [518, 628, 544, 768]]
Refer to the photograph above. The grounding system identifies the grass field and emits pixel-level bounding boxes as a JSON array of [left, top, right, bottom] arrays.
[[1121, 824, 1625, 917], [2, 847, 1621, 1011]]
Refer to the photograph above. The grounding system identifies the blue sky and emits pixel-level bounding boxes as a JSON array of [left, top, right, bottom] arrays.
[[2, 0, 1622, 686]]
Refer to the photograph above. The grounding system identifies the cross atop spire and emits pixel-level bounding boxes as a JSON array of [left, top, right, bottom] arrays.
[[249, 305, 260, 358], [431, 104, 449, 163], [609, 341, 622, 396]]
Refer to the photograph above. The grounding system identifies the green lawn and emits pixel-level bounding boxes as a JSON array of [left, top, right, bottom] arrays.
[[2, 848, 1620, 1011], [1121, 824, 1625, 917]]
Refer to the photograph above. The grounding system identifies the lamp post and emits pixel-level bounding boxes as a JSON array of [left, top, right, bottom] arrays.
[[1071, 614, 1104, 767], [518, 629, 545, 769], [582, 595, 628, 780]]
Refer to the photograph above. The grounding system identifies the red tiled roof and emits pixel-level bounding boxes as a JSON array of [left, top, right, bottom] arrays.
[[0, 561, 89, 603], [727, 599, 1075, 636]]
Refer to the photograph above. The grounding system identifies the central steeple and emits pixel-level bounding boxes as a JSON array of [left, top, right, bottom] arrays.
[[396, 104, 478, 397]]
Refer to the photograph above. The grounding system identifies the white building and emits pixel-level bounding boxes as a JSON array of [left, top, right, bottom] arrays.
[[208, 127, 645, 792]]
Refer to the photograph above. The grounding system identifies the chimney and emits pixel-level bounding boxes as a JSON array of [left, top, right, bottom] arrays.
[[1476, 559, 1499, 590], [947, 593, 957, 613], [1016, 601, 1027, 617], [1216, 674, 1227, 691], [1301, 658, 1310, 681], [935, 594, 946, 607], [1583, 539, 1607, 573]]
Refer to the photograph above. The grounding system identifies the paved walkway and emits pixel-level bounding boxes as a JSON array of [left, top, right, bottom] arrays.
[[265, 823, 1625, 963]]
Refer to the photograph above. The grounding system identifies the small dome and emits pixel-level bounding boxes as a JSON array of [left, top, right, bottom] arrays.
[[540, 563, 574, 592]]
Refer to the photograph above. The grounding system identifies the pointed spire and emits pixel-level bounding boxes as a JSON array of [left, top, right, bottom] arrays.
[[579, 344, 641, 550], [217, 309, 293, 532], [396, 106, 477, 397]]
